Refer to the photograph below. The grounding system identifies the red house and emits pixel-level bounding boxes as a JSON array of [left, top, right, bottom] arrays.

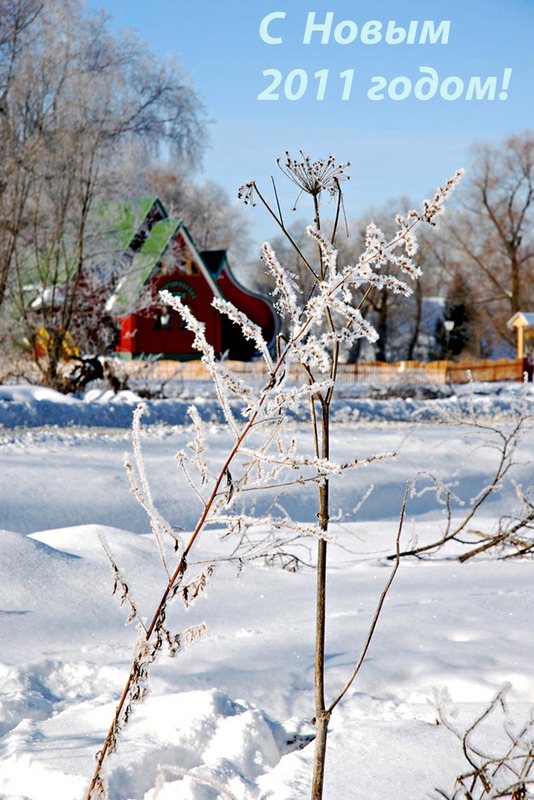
[[103, 198, 279, 361]]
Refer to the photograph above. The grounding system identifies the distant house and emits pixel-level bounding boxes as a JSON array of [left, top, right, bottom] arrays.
[[99, 197, 279, 361]]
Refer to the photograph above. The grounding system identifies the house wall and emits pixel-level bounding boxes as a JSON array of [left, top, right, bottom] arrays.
[[216, 269, 278, 354], [115, 212, 278, 361], [118, 270, 222, 358]]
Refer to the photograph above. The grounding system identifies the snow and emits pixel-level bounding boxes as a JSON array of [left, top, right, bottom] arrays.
[[0, 380, 532, 429], [0, 380, 533, 800]]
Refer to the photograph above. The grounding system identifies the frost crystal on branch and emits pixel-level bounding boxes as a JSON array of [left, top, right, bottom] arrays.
[[261, 242, 300, 321], [421, 168, 465, 225], [128, 403, 179, 575], [159, 290, 216, 365], [212, 297, 273, 369], [306, 225, 339, 280]]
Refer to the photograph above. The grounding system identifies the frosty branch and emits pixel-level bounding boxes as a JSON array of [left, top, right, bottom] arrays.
[[389, 395, 533, 563], [433, 685, 534, 800]]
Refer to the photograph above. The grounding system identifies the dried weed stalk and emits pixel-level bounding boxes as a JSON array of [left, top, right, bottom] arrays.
[[391, 393, 533, 562], [85, 153, 462, 799], [434, 686, 534, 800]]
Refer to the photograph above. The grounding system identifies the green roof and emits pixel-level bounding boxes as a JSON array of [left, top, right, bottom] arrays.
[[110, 218, 181, 314], [91, 197, 161, 253], [132, 219, 180, 285]]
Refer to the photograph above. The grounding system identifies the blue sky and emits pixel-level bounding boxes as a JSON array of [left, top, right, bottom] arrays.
[[86, 0, 534, 231]]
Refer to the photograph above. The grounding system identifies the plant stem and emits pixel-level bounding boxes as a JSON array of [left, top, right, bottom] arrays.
[[311, 707, 331, 800], [311, 533, 330, 800], [311, 395, 332, 798]]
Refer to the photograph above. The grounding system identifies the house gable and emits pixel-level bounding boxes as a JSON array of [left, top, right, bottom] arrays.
[[116, 220, 225, 358]]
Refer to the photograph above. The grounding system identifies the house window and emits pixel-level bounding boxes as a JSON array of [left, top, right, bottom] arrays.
[[177, 254, 199, 276], [155, 307, 173, 329], [160, 258, 171, 275]]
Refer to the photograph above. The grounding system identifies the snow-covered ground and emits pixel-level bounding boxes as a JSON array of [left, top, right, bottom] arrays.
[[0, 380, 533, 800]]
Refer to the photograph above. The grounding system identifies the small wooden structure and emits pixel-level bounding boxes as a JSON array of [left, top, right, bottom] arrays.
[[508, 312, 534, 359]]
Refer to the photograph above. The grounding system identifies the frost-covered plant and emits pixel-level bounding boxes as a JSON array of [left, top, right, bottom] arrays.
[[390, 388, 533, 563], [433, 685, 534, 800], [237, 152, 463, 800], [84, 153, 462, 800]]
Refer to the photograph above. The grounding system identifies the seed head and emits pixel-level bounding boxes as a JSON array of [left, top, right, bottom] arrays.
[[277, 151, 351, 199]]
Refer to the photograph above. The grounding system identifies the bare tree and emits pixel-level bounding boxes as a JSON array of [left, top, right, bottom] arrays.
[[144, 165, 252, 265], [0, 0, 43, 309], [0, 0, 207, 386], [439, 131, 534, 353], [336, 198, 427, 362]]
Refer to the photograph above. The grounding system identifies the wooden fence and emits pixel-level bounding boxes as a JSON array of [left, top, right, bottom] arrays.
[[122, 357, 526, 386], [444, 358, 525, 384]]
